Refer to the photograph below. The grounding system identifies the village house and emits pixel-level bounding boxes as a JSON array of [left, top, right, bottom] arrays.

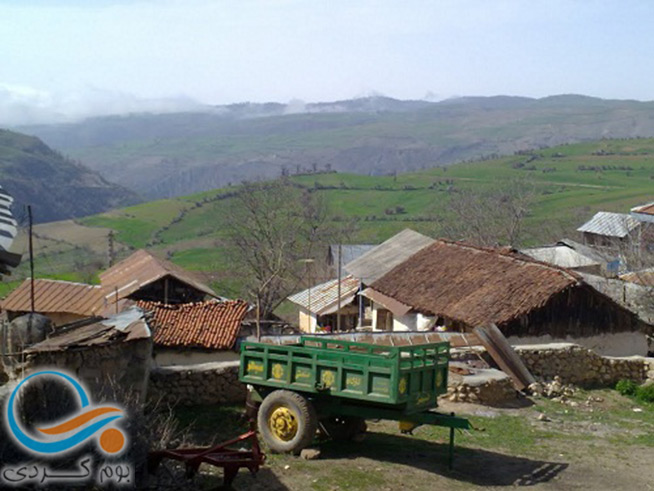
[[1, 249, 220, 327], [287, 275, 361, 333], [100, 249, 219, 305], [22, 306, 152, 404], [325, 244, 375, 278], [137, 299, 249, 366], [363, 239, 652, 356], [577, 211, 640, 251], [344, 228, 434, 285], [521, 238, 619, 276], [1, 279, 109, 326]]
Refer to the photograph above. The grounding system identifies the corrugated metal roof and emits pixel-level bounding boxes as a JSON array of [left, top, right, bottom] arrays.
[[26, 307, 151, 353], [521, 245, 600, 269], [620, 268, 654, 286], [328, 244, 376, 275], [100, 250, 216, 301], [1, 279, 107, 316], [137, 299, 249, 350], [345, 229, 434, 285], [287, 275, 360, 315], [577, 211, 639, 238]]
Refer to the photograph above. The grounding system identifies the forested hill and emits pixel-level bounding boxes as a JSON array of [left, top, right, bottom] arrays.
[[20, 94, 654, 200], [0, 129, 138, 223]]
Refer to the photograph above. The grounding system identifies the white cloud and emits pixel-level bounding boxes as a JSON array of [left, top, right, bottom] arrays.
[[0, 83, 206, 126]]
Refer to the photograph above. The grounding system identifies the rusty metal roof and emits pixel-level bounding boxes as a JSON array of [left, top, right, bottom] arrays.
[[287, 275, 360, 315], [631, 202, 654, 216], [1, 278, 107, 316], [100, 249, 217, 301], [137, 299, 249, 350], [26, 307, 151, 353]]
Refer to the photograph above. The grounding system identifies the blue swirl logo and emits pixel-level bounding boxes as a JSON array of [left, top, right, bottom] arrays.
[[5, 370, 126, 456]]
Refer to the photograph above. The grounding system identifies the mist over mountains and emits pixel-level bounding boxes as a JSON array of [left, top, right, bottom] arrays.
[[17, 94, 654, 200]]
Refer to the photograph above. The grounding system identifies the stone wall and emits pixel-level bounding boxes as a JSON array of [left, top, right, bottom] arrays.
[[515, 343, 654, 386], [148, 361, 246, 406], [444, 368, 517, 406], [25, 338, 152, 406]]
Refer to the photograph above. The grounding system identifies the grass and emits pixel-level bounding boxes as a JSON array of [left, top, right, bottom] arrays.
[[161, 387, 654, 490], [14, 137, 654, 302]]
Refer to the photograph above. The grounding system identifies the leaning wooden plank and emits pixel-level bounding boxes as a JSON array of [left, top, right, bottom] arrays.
[[473, 324, 535, 391]]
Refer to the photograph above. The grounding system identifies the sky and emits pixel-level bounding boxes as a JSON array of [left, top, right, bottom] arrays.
[[2, 0, 654, 124]]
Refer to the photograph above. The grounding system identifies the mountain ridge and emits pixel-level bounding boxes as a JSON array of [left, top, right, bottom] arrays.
[[0, 129, 139, 223], [18, 94, 654, 200]]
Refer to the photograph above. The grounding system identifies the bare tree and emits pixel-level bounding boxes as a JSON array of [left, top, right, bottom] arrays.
[[439, 177, 536, 247], [225, 179, 331, 330]]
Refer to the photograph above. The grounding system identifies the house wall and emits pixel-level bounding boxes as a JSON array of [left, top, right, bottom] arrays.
[[148, 361, 246, 406], [500, 285, 651, 343], [25, 338, 152, 406], [153, 349, 239, 367], [508, 331, 649, 357], [6, 311, 87, 328], [298, 308, 317, 333]]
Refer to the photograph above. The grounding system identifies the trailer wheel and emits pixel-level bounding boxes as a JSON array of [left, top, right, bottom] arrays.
[[258, 390, 317, 453], [320, 417, 367, 441]]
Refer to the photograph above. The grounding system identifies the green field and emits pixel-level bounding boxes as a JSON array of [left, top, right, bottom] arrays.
[[9, 137, 654, 300]]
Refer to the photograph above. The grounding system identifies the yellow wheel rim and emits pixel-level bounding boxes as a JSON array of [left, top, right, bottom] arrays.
[[268, 406, 299, 442]]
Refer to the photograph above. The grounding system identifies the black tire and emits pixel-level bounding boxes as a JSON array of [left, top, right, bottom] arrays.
[[257, 390, 318, 453], [319, 417, 367, 441]]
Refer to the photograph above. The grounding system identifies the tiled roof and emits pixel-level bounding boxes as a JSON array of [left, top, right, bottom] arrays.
[[137, 299, 249, 350], [577, 211, 639, 238], [100, 250, 216, 301], [287, 275, 360, 315], [1, 279, 107, 316]]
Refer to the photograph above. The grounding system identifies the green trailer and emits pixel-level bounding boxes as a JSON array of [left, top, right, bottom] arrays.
[[240, 336, 470, 467]]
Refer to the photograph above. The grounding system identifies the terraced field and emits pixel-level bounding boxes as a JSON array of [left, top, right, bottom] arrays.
[[7, 138, 654, 300]]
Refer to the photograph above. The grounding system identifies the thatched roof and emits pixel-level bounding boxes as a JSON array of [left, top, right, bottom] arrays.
[[370, 239, 582, 328]]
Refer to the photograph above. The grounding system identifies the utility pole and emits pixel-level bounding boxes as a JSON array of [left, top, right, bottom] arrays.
[[108, 231, 115, 267], [28, 205, 35, 314], [336, 244, 342, 332]]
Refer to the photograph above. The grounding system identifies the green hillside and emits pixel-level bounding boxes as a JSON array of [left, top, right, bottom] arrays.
[[7, 137, 654, 299], [21, 95, 654, 200], [0, 129, 138, 222]]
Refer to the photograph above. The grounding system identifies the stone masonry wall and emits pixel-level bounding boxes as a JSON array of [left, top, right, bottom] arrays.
[[148, 361, 246, 406], [444, 369, 517, 406], [515, 343, 654, 386]]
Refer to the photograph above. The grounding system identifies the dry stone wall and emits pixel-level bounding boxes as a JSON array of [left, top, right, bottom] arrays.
[[444, 368, 517, 406], [148, 361, 246, 406], [514, 343, 654, 386]]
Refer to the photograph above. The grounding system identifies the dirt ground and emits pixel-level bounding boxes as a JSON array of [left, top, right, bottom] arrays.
[[147, 388, 654, 490]]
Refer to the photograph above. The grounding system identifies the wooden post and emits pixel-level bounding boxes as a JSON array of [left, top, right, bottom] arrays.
[[28, 205, 35, 314], [336, 244, 342, 332], [256, 296, 261, 341]]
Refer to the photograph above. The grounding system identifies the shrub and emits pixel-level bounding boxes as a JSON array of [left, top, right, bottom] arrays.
[[615, 379, 638, 396], [636, 384, 654, 404]]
